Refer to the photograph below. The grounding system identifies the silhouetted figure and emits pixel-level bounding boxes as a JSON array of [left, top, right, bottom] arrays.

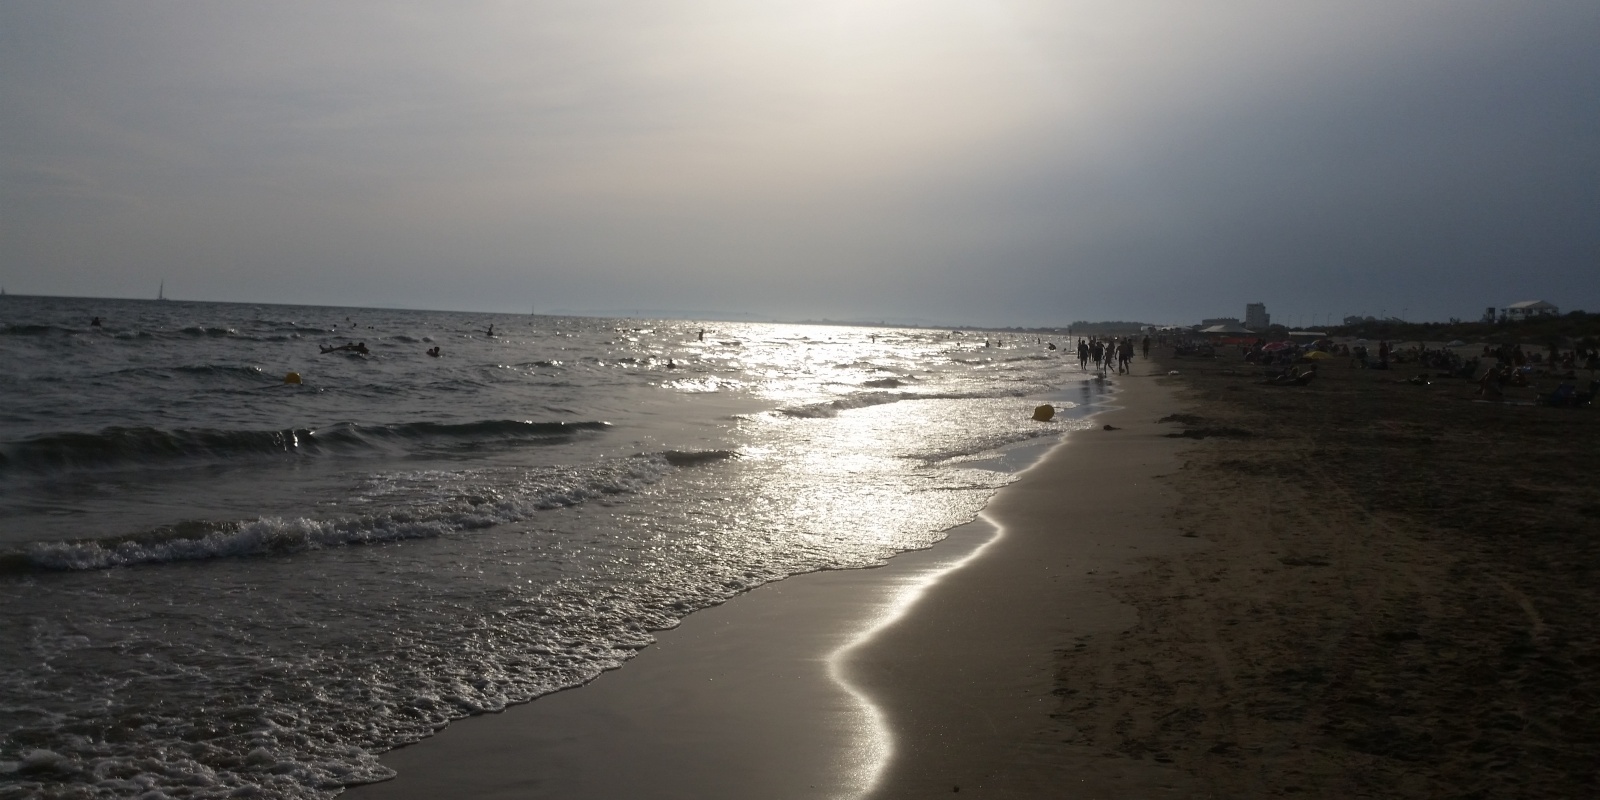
[[90, 317, 102, 327], [427, 346, 441, 357]]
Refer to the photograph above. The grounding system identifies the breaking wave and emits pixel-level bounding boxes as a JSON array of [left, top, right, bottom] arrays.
[[0, 419, 611, 474], [9, 454, 672, 572]]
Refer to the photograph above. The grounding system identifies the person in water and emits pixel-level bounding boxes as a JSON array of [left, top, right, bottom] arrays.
[[486, 324, 495, 337], [427, 346, 441, 357], [90, 316, 102, 327]]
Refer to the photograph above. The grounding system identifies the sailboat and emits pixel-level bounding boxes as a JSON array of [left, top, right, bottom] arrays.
[[157, 280, 167, 301]]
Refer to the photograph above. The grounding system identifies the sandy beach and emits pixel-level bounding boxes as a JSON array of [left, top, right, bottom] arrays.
[[346, 364, 1198, 798], [1048, 349, 1600, 798], [347, 346, 1600, 798]]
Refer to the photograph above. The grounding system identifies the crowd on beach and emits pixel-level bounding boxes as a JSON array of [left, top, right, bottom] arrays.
[[1066, 335, 1150, 376], [1166, 328, 1599, 407]]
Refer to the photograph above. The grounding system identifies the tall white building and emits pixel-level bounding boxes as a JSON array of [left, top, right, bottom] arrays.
[[1245, 303, 1270, 329]]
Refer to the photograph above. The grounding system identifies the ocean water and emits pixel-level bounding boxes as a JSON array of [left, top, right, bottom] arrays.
[[0, 295, 1101, 799]]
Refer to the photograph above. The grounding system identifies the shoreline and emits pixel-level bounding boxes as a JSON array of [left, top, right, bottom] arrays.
[[852, 362, 1195, 797], [345, 362, 1192, 798]]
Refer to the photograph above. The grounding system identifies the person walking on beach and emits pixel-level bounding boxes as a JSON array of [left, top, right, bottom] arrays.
[[1142, 335, 1150, 358], [1077, 339, 1090, 370]]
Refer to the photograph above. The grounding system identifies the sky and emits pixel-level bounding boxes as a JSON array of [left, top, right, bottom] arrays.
[[2, 1, 1597, 327]]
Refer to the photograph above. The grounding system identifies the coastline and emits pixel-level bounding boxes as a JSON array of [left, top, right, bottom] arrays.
[[345, 361, 1193, 798], [853, 361, 1195, 798]]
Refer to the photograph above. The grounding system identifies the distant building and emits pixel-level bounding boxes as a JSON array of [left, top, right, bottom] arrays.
[[1499, 300, 1559, 321], [1245, 303, 1269, 329]]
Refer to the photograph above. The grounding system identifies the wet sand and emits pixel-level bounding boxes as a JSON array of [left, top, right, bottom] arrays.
[[345, 362, 1196, 798]]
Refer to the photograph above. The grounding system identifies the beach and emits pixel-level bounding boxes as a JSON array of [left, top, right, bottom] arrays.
[[348, 346, 1600, 799], [3, 298, 1120, 798], [1047, 349, 1599, 797], [13, 301, 1592, 798], [347, 360, 1198, 798]]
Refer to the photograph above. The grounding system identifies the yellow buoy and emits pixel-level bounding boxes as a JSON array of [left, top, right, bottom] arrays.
[[1031, 404, 1054, 422], [284, 372, 302, 384]]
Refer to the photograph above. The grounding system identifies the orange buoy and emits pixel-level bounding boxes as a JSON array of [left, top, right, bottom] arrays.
[[1031, 404, 1054, 422], [284, 372, 302, 384]]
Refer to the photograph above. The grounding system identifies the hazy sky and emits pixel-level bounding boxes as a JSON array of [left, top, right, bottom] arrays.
[[3, 1, 1597, 326]]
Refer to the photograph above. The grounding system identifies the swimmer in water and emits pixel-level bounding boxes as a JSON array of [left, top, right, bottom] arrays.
[[427, 346, 441, 357]]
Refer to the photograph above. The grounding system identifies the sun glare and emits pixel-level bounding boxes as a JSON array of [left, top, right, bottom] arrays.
[[827, 511, 1010, 797]]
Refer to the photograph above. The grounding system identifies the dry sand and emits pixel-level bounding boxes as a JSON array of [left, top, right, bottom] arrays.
[[1049, 350, 1600, 798], [346, 364, 1201, 798]]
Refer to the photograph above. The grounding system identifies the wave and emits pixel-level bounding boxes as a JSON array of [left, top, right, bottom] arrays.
[[0, 419, 611, 474], [1, 323, 68, 336], [660, 449, 738, 467], [778, 391, 903, 418], [9, 455, 671, 572], [775, 387, 1035, 419], [172, 364, 268, 379], [917, 425, 1071, 464]]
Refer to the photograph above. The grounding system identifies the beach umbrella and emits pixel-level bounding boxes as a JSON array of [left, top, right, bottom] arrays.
[[1304, 350, 1333, 360], [1262, 341, 1292, 352]]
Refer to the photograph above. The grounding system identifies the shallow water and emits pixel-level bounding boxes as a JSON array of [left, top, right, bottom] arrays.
[[0, 295, 1098, 798]]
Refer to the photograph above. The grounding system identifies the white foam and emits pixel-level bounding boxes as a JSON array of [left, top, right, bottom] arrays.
[[24, 456, 673, 571]]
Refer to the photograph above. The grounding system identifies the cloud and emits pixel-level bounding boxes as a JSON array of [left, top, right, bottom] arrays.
[[2, 1, 1596, 322]]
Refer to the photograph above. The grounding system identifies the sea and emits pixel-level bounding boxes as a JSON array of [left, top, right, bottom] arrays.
[[0, 295, 1103, 799]]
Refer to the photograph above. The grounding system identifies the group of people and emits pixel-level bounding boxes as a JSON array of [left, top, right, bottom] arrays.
[[1073, 336, 1147, 375], [1482, 342, 1600, 374]]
